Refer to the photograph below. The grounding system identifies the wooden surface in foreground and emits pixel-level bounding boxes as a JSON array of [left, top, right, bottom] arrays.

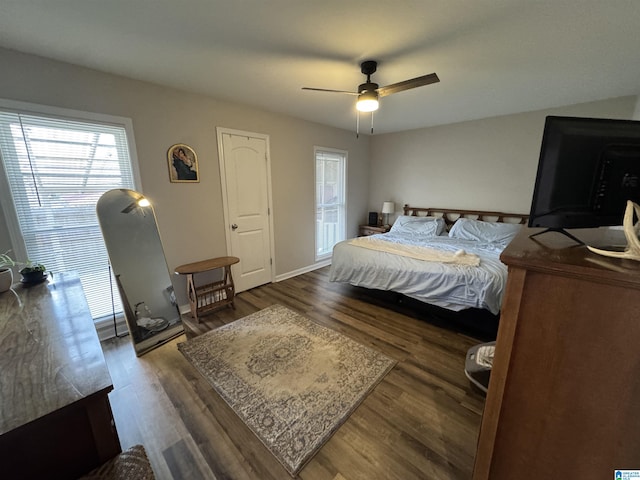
[[102, 266, 486, 479]]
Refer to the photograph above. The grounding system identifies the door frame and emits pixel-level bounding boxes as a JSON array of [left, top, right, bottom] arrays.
[[216, 127, 276, 288]]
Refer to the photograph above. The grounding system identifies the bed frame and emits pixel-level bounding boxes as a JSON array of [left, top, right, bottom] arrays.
[[403, 204, 529, 229]]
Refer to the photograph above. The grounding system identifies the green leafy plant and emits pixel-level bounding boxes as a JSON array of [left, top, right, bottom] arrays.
[[0, 250, 17, 270], [19, 260, 46, 275]]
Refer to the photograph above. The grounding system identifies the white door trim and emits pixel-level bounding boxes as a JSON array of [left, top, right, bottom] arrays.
[[216, 127, 275, 288]]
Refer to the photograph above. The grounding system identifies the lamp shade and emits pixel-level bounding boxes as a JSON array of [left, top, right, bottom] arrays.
[[381, 201, 395, 214]]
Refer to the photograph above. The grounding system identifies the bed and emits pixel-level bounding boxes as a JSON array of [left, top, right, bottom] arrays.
[[329, 205, 528, 316]]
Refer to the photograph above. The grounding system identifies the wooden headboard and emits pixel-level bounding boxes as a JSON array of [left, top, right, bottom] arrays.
[[403, 204, 529, 228]]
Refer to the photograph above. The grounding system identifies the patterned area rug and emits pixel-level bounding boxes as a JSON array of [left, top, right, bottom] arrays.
[[178, 304, 396, 476]]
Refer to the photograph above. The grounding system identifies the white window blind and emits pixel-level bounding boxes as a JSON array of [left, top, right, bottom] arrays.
[[315, 147, 346, 260], [0, 111, 136, 320]]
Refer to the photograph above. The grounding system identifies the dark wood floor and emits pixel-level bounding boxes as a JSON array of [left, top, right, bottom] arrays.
[[101, 267, 488, 479]]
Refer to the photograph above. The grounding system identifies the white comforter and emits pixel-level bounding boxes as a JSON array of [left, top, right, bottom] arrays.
[[328, 231, 509, 314]]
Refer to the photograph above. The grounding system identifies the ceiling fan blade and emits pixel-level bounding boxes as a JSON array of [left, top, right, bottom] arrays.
[[302, 87, 359, 96], [377, 73, 440, 98]]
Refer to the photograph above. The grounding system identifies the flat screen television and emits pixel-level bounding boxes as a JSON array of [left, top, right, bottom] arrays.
[[528, 116, 640, 242]]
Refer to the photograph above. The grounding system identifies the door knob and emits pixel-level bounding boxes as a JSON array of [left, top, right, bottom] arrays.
[[231, 223, 238, 230]]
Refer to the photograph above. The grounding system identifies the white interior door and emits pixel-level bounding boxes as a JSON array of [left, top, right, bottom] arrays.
[[217, 128, 273, 292]]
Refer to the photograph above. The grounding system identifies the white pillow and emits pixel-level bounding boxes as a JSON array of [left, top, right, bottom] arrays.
[[448, 218, 522, 243], [390, 215, 446, 236]]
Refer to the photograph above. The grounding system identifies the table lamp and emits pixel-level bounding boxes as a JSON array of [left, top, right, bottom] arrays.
[[382, 201, 395, 227]]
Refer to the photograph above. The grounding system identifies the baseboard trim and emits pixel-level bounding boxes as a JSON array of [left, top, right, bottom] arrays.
[[274, 260, 331, 283], [169, 262, 332, 318]]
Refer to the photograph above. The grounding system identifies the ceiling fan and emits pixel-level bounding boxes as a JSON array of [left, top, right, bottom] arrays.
[[302, 60, 440, 135]]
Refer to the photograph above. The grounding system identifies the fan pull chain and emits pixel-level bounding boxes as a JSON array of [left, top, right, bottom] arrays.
[[371, 112, 374, 135], [356, 110, 360, 138]]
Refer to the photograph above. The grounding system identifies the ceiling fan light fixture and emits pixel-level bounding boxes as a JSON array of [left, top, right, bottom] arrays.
[[356, 91, 379, 112], [301, 59, 439, 133]]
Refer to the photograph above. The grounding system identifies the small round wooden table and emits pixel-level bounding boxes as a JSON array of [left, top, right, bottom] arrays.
[[175, 256, 239, 323]]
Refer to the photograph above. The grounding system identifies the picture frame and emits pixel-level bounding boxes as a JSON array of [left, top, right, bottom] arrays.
[[167, 143, 199, 183]]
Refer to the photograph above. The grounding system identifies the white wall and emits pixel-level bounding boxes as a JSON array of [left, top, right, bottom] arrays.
[[0, 47, 370, 304], [370, 96, 638, 219]]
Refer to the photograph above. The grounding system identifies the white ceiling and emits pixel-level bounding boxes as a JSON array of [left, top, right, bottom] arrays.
[[1, 1, 639, 134]]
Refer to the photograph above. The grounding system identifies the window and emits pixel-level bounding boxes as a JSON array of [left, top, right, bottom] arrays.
[[315, 147, 346, 260], [0, 107, 138, 320]]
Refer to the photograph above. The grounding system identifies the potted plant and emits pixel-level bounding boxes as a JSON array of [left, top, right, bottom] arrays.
[[19, 260, 48, 284], [0, 250, 17, 293]]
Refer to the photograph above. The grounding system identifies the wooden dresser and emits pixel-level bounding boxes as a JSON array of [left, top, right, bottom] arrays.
[[473, 229, 640, 479], [0, 272, 121, 479]]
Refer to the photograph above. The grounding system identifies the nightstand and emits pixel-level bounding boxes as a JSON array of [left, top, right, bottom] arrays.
[[358, 224, 390, 236]]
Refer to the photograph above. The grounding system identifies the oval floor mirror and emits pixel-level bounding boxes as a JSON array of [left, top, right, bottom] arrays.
[[97, 189, 183, 356]]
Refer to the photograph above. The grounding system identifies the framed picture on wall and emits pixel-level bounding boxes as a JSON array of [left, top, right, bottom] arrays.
[[167, 144, 199, 183]]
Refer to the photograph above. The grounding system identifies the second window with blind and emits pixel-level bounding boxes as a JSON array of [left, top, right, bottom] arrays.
[[315, 147, 347, 261]]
